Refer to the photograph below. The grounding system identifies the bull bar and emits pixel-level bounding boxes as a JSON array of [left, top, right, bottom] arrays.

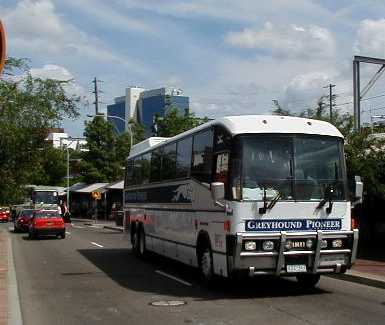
[[232, 229, 359, 277]]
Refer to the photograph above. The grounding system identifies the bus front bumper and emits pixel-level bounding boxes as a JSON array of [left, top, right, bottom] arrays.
[[230, 229, 359, 277]]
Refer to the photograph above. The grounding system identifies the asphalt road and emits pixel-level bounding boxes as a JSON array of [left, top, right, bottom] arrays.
[[4, 222, 385, 325]]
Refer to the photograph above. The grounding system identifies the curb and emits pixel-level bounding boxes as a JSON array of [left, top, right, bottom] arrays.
[[328, 271, 385, 290], [8, 234, 23, 325], [103, 225, 123, 232]]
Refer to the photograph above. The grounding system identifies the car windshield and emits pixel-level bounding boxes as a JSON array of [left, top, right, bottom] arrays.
[[21, 209, 34, 217], [34, 211, 61, 218], [238, 134, 347, 201], [33, 191, 58, 204]]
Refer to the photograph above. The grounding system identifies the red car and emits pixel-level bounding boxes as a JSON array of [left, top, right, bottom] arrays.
[[14, 209, 35, 232], [28, 210, 66, 239], [0, 207, 10, 222]]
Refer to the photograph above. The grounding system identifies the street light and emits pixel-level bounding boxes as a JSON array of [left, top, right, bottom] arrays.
[[87, 113, 134, 146], [60, 137, 75, 210]]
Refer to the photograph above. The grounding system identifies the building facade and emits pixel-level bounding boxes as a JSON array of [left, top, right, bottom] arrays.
[[106, 87, 189, 138]]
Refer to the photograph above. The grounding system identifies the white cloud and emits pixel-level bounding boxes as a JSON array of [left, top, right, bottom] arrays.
[[29, 64, 87, 100], [62, 0, 153, 34], [2, 0, 148, 74], [224, 22, 336, 59], [355, 19, 385, 57]]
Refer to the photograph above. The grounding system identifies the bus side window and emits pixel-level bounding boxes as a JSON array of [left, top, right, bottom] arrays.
[[150, 148, 162, 182], [191, 129, 213, 184], [215, 152, 229, 185], [141, 153, 151, 184], [133, 157, 142, 185], [162, 142, 177, 180], [125, 159, 134, 187], [176, 136, 192, 178]]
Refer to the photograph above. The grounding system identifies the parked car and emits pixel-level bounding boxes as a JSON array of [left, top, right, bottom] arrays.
[[14, 209, 35, 232], [0, 207, 10, 222], [28, 210, 66, 239]]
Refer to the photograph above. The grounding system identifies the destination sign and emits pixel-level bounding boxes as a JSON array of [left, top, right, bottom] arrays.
[[245, 219, 342, 232]]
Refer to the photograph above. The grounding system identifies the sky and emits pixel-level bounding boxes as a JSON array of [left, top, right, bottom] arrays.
[[3, 0, 385, 136]]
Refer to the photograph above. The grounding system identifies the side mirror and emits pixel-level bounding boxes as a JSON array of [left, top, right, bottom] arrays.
[[211, 182, 225, 207], [354, 176, 363, 205]]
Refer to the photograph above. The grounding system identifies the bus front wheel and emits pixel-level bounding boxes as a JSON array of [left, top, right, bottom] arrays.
[[199, 247, 214, 284]]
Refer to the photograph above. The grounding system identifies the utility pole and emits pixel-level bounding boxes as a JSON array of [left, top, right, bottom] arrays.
[[92, 77, 102, 115], [324, 83, 335, 121]]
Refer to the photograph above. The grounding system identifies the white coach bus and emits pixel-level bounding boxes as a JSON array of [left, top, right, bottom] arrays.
[[123, 115, 360, 287]]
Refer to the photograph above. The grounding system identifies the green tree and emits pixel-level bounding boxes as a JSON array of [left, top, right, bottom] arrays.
[[154, 106, 208, 137], [0, 57, 79, 204], [80, 116, 122, 183], [29, 146, 67, 186]]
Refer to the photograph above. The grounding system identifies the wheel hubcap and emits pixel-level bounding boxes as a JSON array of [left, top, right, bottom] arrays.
[[201, 251, 212, 277]]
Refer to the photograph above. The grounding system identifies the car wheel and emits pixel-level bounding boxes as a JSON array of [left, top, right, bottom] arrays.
[[61, 232, 66, 239], [296, 274, 321, 289]]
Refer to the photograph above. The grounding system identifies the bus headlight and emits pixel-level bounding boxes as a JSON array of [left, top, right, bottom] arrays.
[[320, 239, 328, 249], [305, 239, 313, 249], [244, 241, 256, 251], [262, 240, 274, 251], [332, 239, 343, 248], [285, 240, 293, 250]]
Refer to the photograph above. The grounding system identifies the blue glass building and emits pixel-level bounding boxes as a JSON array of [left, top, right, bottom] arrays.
[[106, 87, 189, 138], [107, 97, 126, 135], [138, 89, 189, 138]]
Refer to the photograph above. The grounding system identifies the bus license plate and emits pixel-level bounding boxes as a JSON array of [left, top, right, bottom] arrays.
[[287, 264, 307, 273]]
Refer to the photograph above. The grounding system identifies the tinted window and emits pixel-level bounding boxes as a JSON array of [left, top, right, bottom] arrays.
[[191, 129, 213, 183], [125, 159, 134, 187], [133, 158, 142, 185], [150, 148, 162, 182], [176, 136, 192, 178], [34, 211, 61, 218], [141, 153, 151, 184], [161, 143, 177, 180]]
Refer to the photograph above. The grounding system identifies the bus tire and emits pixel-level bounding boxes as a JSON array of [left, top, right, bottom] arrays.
[[132, 227, 140, 256], [138, 226, 146, 257], [296, 274, 320, 288], [198, 245, 215, 285]]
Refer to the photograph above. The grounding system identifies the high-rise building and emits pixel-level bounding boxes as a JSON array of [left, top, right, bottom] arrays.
[[106, 87, 189, 138], [107, 86, 144, 135], [138, 88, 189, 137]]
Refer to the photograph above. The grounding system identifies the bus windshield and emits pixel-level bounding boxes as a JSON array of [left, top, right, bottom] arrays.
[[238, 134, 347, 201], [33, 191, 59, 204]]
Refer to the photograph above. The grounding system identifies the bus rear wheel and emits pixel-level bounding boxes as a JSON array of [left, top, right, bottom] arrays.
[[138, 226, 146, 257]]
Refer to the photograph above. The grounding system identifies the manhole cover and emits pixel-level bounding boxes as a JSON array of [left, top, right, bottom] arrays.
[[150, 300, 187, 307]]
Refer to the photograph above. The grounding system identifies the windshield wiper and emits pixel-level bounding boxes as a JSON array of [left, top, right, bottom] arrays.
[[267, 191, 282, 210], [259, 186, 281, 214], [316, 185, 334, 214]]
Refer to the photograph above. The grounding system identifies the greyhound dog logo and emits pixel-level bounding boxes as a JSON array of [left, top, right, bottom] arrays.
[[172, 184, 192, 203]]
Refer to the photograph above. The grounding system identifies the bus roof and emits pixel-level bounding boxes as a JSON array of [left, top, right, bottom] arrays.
[[128, 115, 343, 159]]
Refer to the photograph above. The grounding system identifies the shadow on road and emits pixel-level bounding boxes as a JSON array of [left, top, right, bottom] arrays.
[[78, 248, 331, 301]]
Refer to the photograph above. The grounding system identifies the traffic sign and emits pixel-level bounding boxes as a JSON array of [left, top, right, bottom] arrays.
[[0, 20, 6, 75], [91, 191, 102, 200]]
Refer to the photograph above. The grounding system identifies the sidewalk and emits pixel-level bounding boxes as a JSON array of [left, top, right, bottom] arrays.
[[0, 229, 7, 325], [340, 258, 385, 289], [71, 218, 123, 232]]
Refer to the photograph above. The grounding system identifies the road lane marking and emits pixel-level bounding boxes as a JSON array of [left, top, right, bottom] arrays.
[[91, 242, 104, 248], [155, 270, 192, 287], [71, 224, 84, 229]]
